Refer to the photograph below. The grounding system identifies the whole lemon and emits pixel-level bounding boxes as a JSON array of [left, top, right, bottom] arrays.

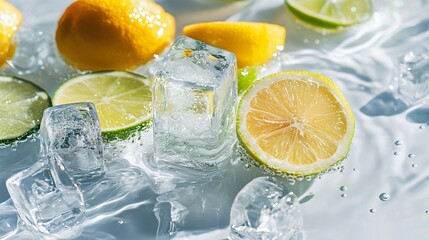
[[56, 0, 175, 71], [0, 0, 22, 67]]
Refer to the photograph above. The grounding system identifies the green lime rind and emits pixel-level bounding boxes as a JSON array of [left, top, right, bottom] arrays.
[[238, 66, 260, 95], [285, 0, 372, 30], [0, 76, 51, 144], [52, 71, 152, 141], [102, 118, 152, 142], [236, 70, 355, 177]]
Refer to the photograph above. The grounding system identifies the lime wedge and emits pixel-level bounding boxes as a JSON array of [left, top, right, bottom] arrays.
[[0, 76, 51, 143], [237, 71, 355, 176], [238, 67, 260, 95], [285, 0, 372, 29], [52, 71, 152, 140]]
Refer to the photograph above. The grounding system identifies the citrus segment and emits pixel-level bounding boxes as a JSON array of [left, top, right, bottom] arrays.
[[0, 0, 22, 66], [0, 76, 51, 143], [285, 0, 372, 29], [56, 0, 175, 71], [183, 22, 286, 68], [52, 71, 152, 139], [237, 71, 354, 176]]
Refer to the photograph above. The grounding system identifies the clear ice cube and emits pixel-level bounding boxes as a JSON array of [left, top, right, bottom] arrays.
[[153, 36, 237, 172], [6, 27, 51, 74], [390, 47, 429, 104], [5, 154, 85, 239], [0, 203, 18, 238], [40, 102, 105, 181], [230, 177, 303, 240]]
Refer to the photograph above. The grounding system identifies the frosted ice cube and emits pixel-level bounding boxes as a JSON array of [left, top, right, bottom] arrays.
[[230, 177, 303, 240], [390, 47, 429, 104], [153, 36, 237, 172], [40, 102, 105, 181], [0, 203, 18, 238], [6, 154, 85, 239]]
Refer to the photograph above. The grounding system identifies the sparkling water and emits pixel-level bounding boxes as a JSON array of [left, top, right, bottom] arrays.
[[1, 0, 429, 239], [390, 47, 429, 104], [230, 177, 303, 240], [40, 102, 105, 182], [5, 154, 85, 239], [153, 36, 237, 172]]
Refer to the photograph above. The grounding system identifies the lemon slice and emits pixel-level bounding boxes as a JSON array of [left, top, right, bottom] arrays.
[[52, 71, 152, 140], [237, 71, 355, 176], [285, 0, 372, 30], [0, 76, 51, 143]]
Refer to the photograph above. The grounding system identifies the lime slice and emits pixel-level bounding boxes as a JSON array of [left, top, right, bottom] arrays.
[[0, 76, 51, 143], [285, 0, 372, 29], [237, 71, 355, 176], [52, 71, 152, 140], [238, 67, 260, 95]]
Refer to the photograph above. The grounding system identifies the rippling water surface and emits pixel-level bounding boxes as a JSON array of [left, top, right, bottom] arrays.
[[1, 0, 429, 239]]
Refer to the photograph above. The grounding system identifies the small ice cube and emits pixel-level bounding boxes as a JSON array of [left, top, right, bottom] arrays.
[[390, 47, 429, 104], [153, 36, 237, 172], [40, 102, 105, 181], [230, 177, 303, 240], [6, 154, 85, 239]]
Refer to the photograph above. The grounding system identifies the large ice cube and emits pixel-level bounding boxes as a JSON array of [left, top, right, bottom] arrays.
[[40, 102, 105, 181], [230, 177, 303, 240], [390, 47, 429, 104], [6, 154, 85, 239], [0, 202, 18, 238], [153, 36, 237, 172]]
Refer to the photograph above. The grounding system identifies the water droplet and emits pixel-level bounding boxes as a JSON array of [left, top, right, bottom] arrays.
[[379, 193, 390, 201], [369, 209, 376, 213], [394, 151, 400, 155], [425, 210, 428, 214], [408, 153, 415, 158], [315, 39, 320, 44], [340, 186, 348, 191], [412, 163, 418, 168], [352, 168, 357, 171], [394, 140, 403, 145], [341, 193, 347, 198], [419, 125, 424, 129], [118, 220, 124, 224], [243, 163, 251, 170]]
